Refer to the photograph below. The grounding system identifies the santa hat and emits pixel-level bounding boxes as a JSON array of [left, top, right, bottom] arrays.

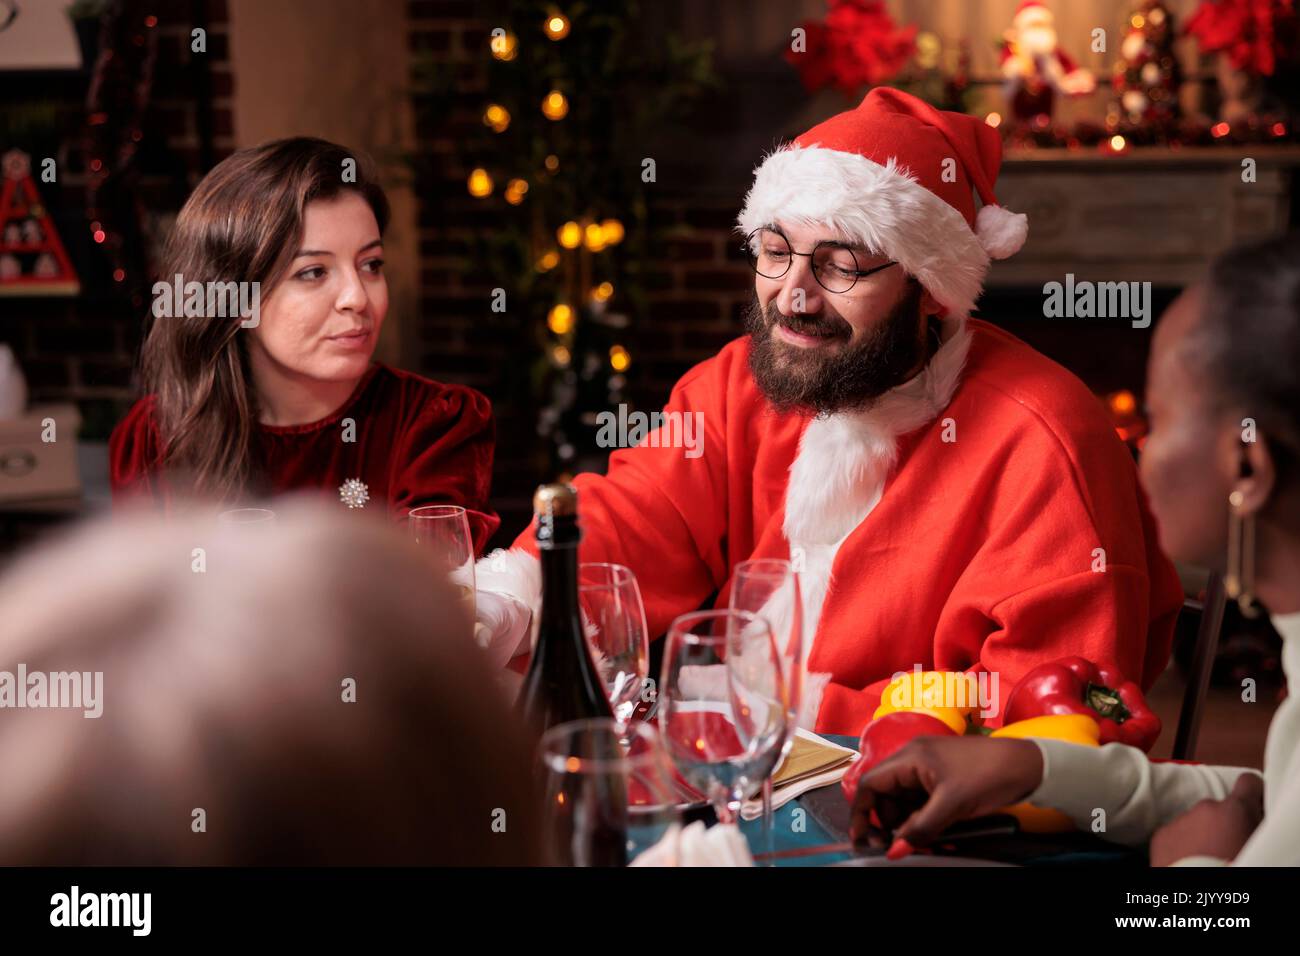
[[736, 87, 1027, 320], [1013, 0, 1054, 27]]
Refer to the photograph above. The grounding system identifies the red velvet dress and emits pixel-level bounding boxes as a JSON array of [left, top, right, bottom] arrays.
[[108, 363, 501, 553]]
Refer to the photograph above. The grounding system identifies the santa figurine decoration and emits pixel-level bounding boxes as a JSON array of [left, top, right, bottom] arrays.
[[1000, 0, 1097, 123]]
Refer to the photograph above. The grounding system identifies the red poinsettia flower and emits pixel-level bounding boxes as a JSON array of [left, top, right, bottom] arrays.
[[1185, 0, 1297, 76], [787, 0, 918, 98]]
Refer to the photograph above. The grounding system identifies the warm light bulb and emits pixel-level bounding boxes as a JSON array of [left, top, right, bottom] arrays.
[[1109, 390, 1137, 415], [544, 154, 560, 173], [536, 250, 560, 272], [467, 167, 493, 197], [1110, 135, 1127, 151], [542, 90, 569, 121], [599, 218, 624, 245], [592, 281, 614, 301], [548, 303, 574, 334], [557, 221, 582, 249], [490, 31, 518, 60], [583, 223, 606, 251], [609, 345, 630, 372], [483, 104, 510, 132], [553, 345, 571, 366], [544, 12, 570, 40], [985, 112, 1002, 129]]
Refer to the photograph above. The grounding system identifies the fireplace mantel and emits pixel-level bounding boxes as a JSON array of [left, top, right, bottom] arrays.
[[990, 146, 1300, 288]]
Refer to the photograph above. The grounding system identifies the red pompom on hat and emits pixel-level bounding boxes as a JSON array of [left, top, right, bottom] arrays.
[[737, 87, 1027, 319]]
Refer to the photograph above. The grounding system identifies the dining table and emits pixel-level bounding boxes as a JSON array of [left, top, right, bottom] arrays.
[[735, 734, 1147, 867]]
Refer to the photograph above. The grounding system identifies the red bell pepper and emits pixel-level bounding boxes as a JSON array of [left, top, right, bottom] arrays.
[[1004, 656, 1161, 752], [840, 711, 956, 802]]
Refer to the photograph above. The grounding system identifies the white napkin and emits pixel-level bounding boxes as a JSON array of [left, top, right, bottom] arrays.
[[0, 344, 27, 418], [739, 728, 857, 821], [629, 821, 754, 867]]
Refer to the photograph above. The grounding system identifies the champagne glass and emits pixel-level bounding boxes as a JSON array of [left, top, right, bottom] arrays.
[[540, 718, 680, 866], [729, 558, 803, 855], [578, 563, 649, 726], [659, 609, 787, 826], [218, 507, 277, 526], [408, 505, 476, 620]]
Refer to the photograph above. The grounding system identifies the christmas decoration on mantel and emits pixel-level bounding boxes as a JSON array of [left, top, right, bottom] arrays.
[[1110, 0, 1182, 135], [999, 0, 1097, 123], [1186, 0, 1298, 123], [0, 150, 80, 296], [784, 0, 973, 112], [786, 0, 917, 98], [997, 0, 1296, 151], [415, 1, 713, 475]]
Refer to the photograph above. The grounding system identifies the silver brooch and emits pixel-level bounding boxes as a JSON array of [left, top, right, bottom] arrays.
[[339, 478, 370, 509]]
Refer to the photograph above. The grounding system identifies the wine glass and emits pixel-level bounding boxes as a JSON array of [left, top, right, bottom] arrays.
[[578, 563, 649, 726], [218, 507, 277, 526], [659, 609, 788, 826], [729, 558, 803, 853], [408, 505, 476, 620], [539, 718, 680, 866]]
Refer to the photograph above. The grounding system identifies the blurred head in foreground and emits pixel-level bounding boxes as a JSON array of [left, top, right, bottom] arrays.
[[0, 500, 541, 864], [1143, 232, 1300, 614]]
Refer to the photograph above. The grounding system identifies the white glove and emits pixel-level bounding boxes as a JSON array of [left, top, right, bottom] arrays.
[[473, 590, 533, 668]]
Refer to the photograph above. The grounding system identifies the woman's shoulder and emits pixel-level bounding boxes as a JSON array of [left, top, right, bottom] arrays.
[[369, 364, 493, 425], [109, 395, 163, 491], [109, 395, 160, 448]]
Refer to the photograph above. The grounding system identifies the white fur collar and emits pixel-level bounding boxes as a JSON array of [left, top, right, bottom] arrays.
[[784, 318, 971, 548], [776, 319, 972, 720]]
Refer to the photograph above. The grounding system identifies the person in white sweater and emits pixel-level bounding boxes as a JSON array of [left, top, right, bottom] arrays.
[[850, 233, 1300, 866]]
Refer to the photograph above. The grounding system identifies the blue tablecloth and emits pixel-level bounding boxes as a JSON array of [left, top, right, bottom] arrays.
[[736, 735, 1142, 867], [737, 733, 856, 866]]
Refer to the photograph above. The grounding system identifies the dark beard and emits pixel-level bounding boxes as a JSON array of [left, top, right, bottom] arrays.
[[744, 281, 927, 416]]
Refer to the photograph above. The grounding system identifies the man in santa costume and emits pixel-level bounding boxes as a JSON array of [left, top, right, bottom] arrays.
[[475, 87, 1184, 737]]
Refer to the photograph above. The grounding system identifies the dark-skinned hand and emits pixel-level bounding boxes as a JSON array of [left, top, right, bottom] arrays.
[[1148, 772, 1264, 866], [849, 736, 1045, 850]]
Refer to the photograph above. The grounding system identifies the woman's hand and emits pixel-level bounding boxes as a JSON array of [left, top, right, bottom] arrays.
[[849, 736, 1045, 849], [1148, 773, 1264, 866]]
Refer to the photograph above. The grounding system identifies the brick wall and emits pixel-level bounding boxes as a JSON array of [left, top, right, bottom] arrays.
[[0, 0, 236, 438], [407, 0, 755, 548]]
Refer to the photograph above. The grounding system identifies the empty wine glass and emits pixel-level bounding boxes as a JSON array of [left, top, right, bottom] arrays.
[[579, 563, 650, 726], [539, 718, 680, 866], [659, 609, 788, 826], [218, 507, 277, 526], [729, 558, 803, 853], [408, 505, 476, 621]]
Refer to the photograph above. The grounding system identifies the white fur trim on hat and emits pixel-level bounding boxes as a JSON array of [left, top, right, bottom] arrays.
[[975, 204, 1028, 260], [737, 145, 990, 318]]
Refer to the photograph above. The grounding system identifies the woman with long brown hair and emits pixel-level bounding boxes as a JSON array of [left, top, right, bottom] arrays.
[[110, 137, 499, 551]]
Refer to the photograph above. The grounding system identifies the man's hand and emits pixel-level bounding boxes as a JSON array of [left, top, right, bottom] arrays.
[[1148, 773, 1264, 866], [473, 591, 533, 668], [849, 736, 1044, 849]]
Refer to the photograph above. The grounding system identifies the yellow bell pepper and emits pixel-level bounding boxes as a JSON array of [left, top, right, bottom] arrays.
[[990, 713, 1101, 833], [873, 669, 981, 736]]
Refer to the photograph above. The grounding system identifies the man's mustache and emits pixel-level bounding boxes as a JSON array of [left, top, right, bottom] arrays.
[[766, 303, 851, 339]]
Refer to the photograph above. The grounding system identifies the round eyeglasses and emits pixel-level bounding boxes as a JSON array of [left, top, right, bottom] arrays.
[[742, 228, 898, 294]]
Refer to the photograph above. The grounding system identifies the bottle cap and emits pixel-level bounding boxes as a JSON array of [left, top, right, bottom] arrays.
[[533, 482, 578, 518]]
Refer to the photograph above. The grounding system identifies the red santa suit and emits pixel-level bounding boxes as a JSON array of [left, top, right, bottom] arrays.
[[476, 88, 1183, 737]]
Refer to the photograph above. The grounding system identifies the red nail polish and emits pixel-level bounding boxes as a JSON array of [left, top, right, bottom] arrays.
[[886, 838, 914, 861]]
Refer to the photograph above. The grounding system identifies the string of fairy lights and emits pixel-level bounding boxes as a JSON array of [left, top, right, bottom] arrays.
[[469, 8, 632, 393]]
